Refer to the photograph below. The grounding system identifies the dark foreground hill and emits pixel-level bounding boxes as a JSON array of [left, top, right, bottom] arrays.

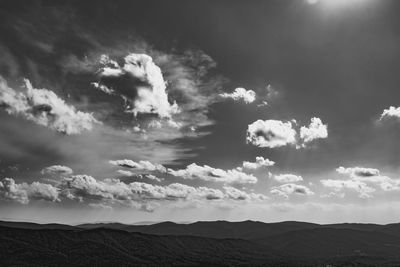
[[2, 220, 400, 266]]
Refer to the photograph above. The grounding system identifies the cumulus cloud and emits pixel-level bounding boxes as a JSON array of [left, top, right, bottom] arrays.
[[61, 175, 265, 209], [332, 166, 400, 194], [274, 174, 303, 183], [299, 117, 328, 145], [380, 106, 400, 120], [320, 179, 375, 199], [270, 184, 314, 198], [242, 156, 275, 170], [336, 166, 380, 178], [219, 87, 256, 104], [0, 77, 99, 134], [247, 118, 328, 149], [116, 170, 164, 182], [109, 159, 167, 173], [224, 186, 268, 201], [41, 165, 73, 176], [94, 53, 179, 118], [110, 160, 257, 184], [0, 178, 59, 204], [167, 163, 258, 184], [246, 120, 297, 148], [0, 173, 268, 210]]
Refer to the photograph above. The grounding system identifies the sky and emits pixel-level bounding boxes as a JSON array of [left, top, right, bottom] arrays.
[[1, 0, 400, 224]]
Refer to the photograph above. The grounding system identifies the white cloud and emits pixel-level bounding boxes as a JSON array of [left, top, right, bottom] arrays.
[[167, 163, 258, 184], [224, 186, 268, 201], [41, 165, 73, 176], [109, 159, 167, 173], [299, 117, 328, 145], [0, 178, 59, 204], [0, 77, 99, 135], [320, 179, 375, 199], [116, 170, 164, 182], [95, 53, 180, 118], [61, 175, 265, 209], [334, 166, 400, 193], [242, 156, 275, 170], [380, 106, 400, 120], [270, 183, 314, 198], [274, 174, 303, 183], [336, 166, 380, 178], [246, 120, 297, 148], [219, 87, 256, 104]]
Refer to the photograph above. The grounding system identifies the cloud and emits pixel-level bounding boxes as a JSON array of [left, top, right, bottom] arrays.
[[242, 156, 275, 170], [219, 87, 256, 104], [41, 165, 73, 176], [270, 184, 314, 198], [94, 53, 179, 118], [380, 106, 400, 120], [109, 159, 167, 173], [274, 174, 303, 183], [224, 186, 268, 201], [116, 170, 164, 182], [167, 163, 258, 184], [0, 178, 59, 204], [60, 175, 265, 209], [299, 117, 328, 145], [334, 166, 400, 193], [111, 159, 258, 184], [336, 166, 380, 178], [246, 120, 297, 148], [320, 179, 375, 199], [247, 118, 328, 149], [0, 77, 99, 135]]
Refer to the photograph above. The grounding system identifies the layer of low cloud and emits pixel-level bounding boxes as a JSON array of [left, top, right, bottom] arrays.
[[274, 174, 303, 183], [111, 159, 258, 185], [167, 163, 258, 184], [0, 175, 268, 211], [219, 87, 256, 104], [321, 166, 400, 198], [270, 183, 314, 198], [336, 166, 380, 178], [0, 178, 60, 204], [0, 77, 99, 135], [109, 159, 167, 173], [320, 179, 375, 199]]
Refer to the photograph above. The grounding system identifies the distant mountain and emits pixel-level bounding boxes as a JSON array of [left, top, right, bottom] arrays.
[[77, 220, 400, 240], [0, 220, 78, 230], [78, 220, 320, 239], [2, 220, 400, 266]]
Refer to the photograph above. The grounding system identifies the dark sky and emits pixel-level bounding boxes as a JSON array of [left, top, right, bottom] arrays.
[[1, 0, 400, 224]]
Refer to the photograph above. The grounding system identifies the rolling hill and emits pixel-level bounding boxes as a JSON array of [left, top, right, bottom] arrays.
[[2, 220, 400, 266]]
